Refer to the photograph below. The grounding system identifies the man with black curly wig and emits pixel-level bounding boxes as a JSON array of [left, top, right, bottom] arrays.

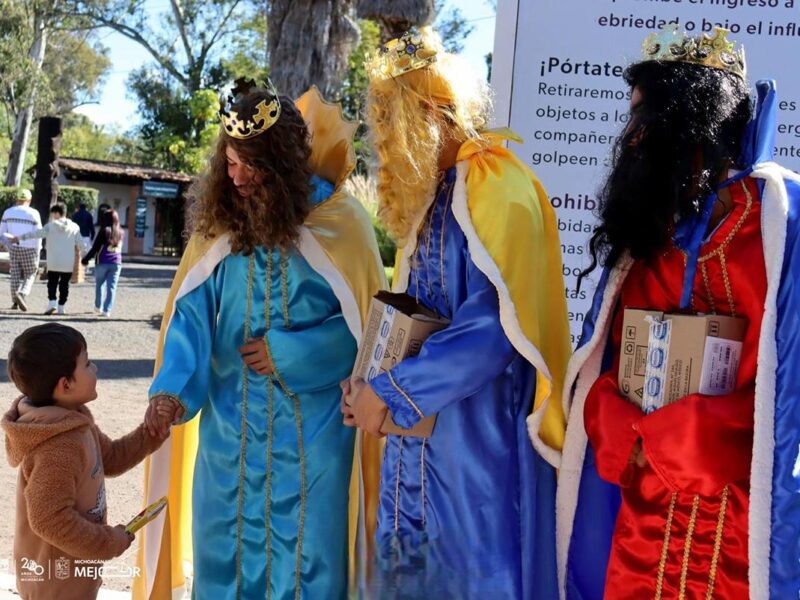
[[133, 80, 385, 599], [558, 26, 800, 600]]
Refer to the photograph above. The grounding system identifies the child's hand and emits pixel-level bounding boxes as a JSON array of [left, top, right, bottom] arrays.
[[145, 396, 185, 438], [112, 524, 134, 552]]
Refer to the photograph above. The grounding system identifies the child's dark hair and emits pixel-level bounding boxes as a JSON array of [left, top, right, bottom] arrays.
[[7, 324, 87, 407], [49, 203, 65, 216]]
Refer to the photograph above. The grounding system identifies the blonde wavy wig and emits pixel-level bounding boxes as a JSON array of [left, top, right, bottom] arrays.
[[365, 29, 492, 245]]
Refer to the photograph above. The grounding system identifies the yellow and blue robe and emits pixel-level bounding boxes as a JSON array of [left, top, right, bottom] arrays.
[[133, 88, 386, 600], [369, 132, 572, 599]]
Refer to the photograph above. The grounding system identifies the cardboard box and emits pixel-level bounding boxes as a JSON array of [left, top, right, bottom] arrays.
[[352, 292, 449, 437], [619, 309, 747, 413]]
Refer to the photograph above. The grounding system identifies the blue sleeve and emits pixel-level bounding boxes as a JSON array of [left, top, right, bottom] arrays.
[[149, 264, 222, 421], [266, 313, 357, 394], [370, 256, 516, 428]]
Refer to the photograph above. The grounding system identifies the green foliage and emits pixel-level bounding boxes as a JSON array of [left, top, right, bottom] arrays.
[[61, 114, 144, 163], [57, 185, 99, 213], [344, 173, 396, 267], [336, 20, 380, 175], [434, 1, 474, 54], [128, 70, 220, 174], [218, 6, 269, 82], [340, 19, 380, 123], [0, 186, 31, 213], [373, 217, 397, 267]]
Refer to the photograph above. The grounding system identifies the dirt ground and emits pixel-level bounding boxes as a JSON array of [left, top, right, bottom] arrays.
[[0, 261, 176, 596]]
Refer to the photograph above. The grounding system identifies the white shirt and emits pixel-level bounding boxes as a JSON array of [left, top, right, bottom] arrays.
[[0, 204, 42, 251]]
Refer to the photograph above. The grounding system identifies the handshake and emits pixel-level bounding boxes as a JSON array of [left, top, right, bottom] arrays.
[[143, 395, 186, 439]]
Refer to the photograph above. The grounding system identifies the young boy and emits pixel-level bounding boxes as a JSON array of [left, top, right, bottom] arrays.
[[2, 323, 168, 599], [13, 204, 83, 315]]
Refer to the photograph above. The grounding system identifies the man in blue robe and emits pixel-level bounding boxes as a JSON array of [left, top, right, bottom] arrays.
[[138, 81, 385, 599], [342, 29, 572, 599]]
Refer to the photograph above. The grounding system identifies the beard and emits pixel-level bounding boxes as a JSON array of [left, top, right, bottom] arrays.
[[370, 103, 442, 246], [597, 129, 702, 263]]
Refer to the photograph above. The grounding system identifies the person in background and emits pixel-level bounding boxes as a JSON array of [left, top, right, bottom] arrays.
[[0, 189, 41, 311], [71, 202, 95, 252], [14, 204, 83, 315], [82, 209, 124, 317]]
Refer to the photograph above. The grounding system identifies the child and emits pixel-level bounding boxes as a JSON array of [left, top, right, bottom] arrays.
[[14, 204, 83, 315], [2, 323, 168, 599]]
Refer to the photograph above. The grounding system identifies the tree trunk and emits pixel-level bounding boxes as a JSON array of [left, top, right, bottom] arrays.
[[268, 0, 360, 99], [6, 11, 47, 186], [33, 116, 62, 223], [356, 0, 435, 41], [5, 7, 50, 187]]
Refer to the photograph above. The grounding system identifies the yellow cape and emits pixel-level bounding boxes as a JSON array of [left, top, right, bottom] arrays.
[[133, 88, 386, 599], [394, 129, 571, 463]]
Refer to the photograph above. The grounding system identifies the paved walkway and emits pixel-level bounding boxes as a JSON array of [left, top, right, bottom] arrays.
[[0, 262, 183, 598]]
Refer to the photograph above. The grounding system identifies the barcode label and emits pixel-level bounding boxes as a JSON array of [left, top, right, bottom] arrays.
[[699, 338, 743, 395]]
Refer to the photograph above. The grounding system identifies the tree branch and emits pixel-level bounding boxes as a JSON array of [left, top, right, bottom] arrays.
[[169, 0, 195, 72], [55, 8, 188, 88]]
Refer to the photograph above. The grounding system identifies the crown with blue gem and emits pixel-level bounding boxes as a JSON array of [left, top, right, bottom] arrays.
[[369, 28, 438, 81], [218, 78, 282, 140], [641, 25, 746, 80]]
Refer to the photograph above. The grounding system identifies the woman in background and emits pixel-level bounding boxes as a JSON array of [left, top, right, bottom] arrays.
[[82, 208, 123, 317]]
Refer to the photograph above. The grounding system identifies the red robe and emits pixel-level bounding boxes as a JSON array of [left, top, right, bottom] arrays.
[[584, 177, 765, 599]]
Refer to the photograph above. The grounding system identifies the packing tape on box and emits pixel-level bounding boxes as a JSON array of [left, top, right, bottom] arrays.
[[642, 315, 671, 414], [366, 305, 396, 381]]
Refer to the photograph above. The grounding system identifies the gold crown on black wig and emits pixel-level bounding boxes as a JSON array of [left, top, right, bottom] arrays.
[[219, 78, 281, 140], [641, 25, 746, 80], [369, 29, 438, 81]]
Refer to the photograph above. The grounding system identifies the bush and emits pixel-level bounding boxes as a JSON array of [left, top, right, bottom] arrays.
[[344, 174, 397, 267], [57, 185, 99, 214], [0, 186, 31, 213]]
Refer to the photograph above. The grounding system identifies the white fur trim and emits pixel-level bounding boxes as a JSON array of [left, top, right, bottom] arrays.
[[393, 200, 433, 294], [144, 233, 231, 598], [555, 259, 630, 600], [298, 226, 363, 341], [748, 163, 800, 600], [450, 160, 561, 467], [165, 234, 233, 332]]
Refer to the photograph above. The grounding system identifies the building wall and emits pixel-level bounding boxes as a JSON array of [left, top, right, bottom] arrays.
[[56, 178, 157, 255]]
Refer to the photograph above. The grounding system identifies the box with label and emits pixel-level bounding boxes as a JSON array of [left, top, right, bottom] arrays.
[[352, 291, 449, 437], [618, 309, 747, 413]]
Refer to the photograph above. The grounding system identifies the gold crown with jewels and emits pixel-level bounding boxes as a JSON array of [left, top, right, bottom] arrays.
[[369, 29, 438, 81], [641, 25, 746, 80], [219, 78, 281, 140]]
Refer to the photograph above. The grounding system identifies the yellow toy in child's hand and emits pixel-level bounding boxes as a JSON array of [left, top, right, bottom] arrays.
[[125, 496, 168, 535]]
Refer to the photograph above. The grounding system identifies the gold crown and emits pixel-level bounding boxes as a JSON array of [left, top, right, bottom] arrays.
[[369, 29, 438, 81], [641, 25, 746, 80], [219, 78, 281, 140]]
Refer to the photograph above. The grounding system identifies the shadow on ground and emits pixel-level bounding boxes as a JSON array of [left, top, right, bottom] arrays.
[[0, 358, 155, 383]]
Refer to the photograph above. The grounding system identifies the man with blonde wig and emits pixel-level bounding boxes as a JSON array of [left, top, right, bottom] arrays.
[[342, 28, 572, 598]]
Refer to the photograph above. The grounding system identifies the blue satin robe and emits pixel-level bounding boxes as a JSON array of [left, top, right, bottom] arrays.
[[149, 180, 356, 600], [369, 167, 558, 599]]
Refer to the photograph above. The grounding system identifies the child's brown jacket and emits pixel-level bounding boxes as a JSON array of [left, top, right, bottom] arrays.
[[2, 397, 163, 599]]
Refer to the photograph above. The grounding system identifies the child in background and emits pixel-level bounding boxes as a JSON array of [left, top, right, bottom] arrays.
[[13, 204, 83, 315], [2, 323, 169, 599]]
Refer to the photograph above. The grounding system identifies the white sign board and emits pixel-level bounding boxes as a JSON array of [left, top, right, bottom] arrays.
[[491, 0, 800, 345]]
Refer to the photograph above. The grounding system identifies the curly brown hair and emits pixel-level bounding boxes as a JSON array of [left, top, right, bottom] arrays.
[[190, 95, 313, 254]]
